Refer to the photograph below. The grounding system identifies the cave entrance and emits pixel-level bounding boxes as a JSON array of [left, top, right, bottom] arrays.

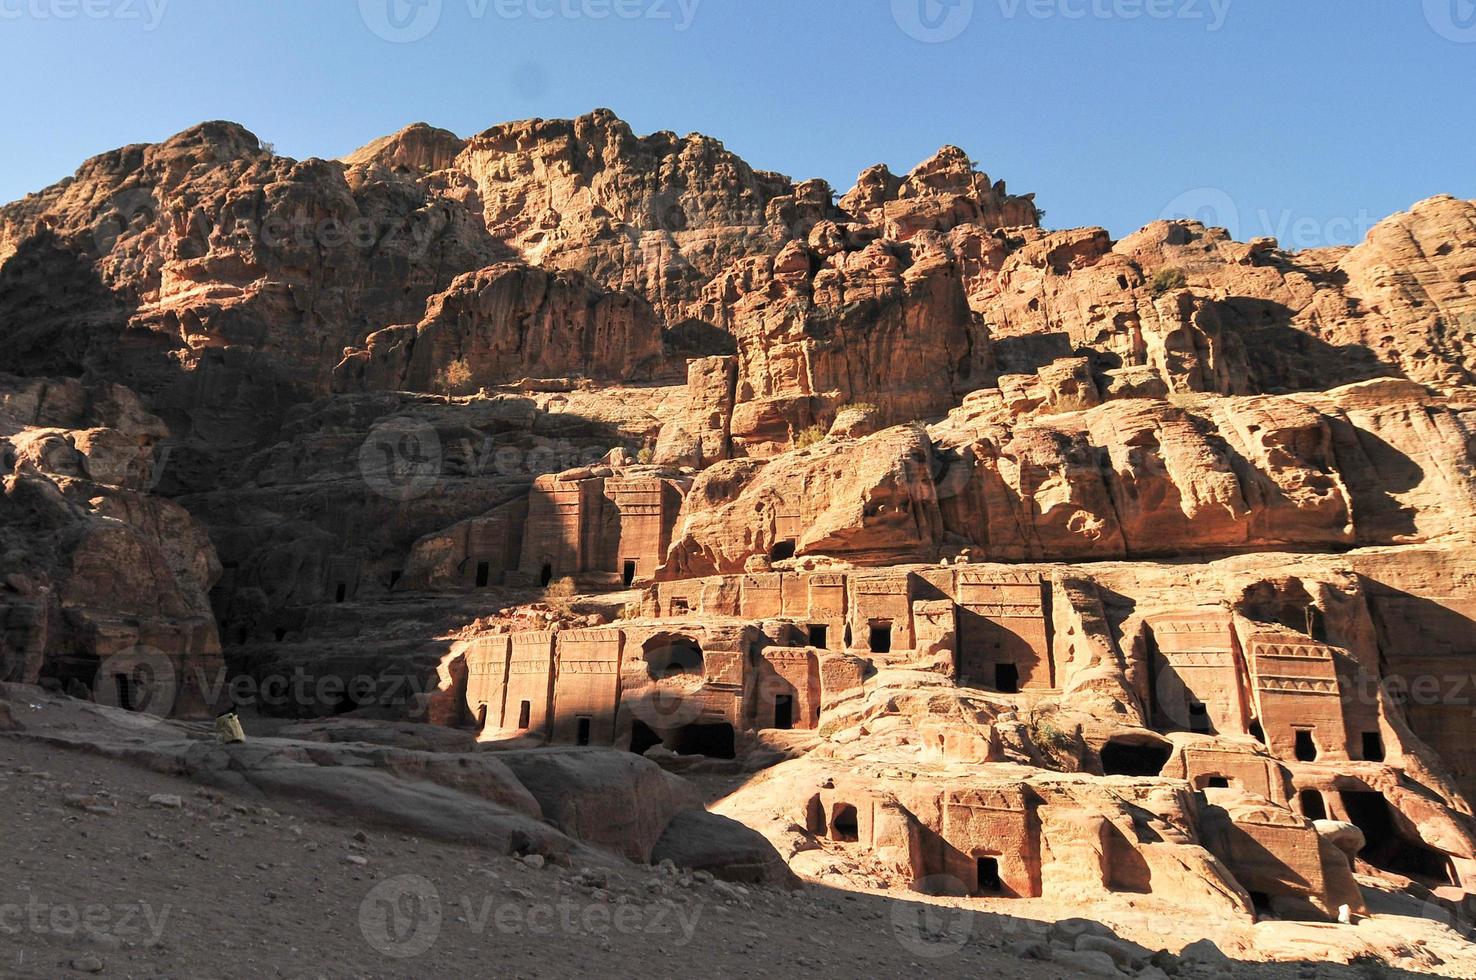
[[994, 663, 1020, 694], [476, 561, 491, 588], [770, 540, 796, 562], [670, 722, 735, 759], [831, 803, 859, 842], [1362, 731, 1386, 762], [643, 634, 704, 679], [1101, 739, 1172, 777], [1205, 776, 1231, 789], [773, 694, 794, 731], [517, 700, 532, 730], [629, 720, 662, 755], [622, 560, 637, 588], [1342, 790, 1454, 885], [1294, 729, 1318, 762], [539, 563, 553, 587], [808, 624, 828, 648], [476, 703, 488, 730], [1299, 789, 1327, 821], [575, 716, 592, 746], [975, 856, 1002, 896]]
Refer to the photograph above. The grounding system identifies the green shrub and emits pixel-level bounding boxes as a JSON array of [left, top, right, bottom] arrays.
[[1151, 268, 1188, 296], [793, 424, 827, 450]]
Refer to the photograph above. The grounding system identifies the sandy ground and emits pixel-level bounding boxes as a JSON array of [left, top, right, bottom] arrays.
[[0, 732, 1470, 979]]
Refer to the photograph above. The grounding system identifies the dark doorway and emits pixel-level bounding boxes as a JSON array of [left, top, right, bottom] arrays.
[[975, 856, 1002, 895], [476, 562, 491, 588], [1249, 720, 1266, 743], [629, 720, 662, 755], [335, 583, 347, 603], [994, 663, 1020, 694], [774, 694, 795, 731], [389, 569, 402, 588], [1188, 702, 1211, 734], [808, 624, 828, 648], [1205, 776, 1231, 789], [476, 704, 488, 729], [1343, 790, 1453, 885], [843, 624, 853, 648], [576, 716, 592, 746], [670, 722, 736, 759], [540, 563, 553, 587], [770, 540, 796, 562], [274, 628, 287, 642], [1306, 606, 1327, 641], [831, 804, 859, 842], [517, 700, 532, 729], [1101, 739, 1172, 777], [113, 673, 135, 712], [622, 560, 637, 588], [670, 598, 690, 616], [1294, 729, 1318, 762], [869, 622, 892, 654], [1362, 731, 1386, 762], [1299, 789, 1327, 821]]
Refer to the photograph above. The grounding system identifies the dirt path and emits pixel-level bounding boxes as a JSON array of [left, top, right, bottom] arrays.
[[0, 737, 1079, 979]]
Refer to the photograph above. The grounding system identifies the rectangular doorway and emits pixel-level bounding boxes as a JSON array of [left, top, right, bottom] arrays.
[[774, 694, 794, 730]]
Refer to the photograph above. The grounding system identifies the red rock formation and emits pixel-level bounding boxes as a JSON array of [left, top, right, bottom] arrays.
[[3, 113, 1476, 956]]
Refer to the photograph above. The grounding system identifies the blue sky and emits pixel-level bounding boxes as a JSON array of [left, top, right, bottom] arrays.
[[1, 0, 1471, 246]]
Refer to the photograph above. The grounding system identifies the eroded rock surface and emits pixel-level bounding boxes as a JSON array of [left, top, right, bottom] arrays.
[[3, 110, 1476, 969]]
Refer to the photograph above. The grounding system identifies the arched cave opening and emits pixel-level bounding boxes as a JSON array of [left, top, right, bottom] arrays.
[[643, 634, 705, 679], [1101, 738, 1173, 777], [1342, 790, 1454, 886]]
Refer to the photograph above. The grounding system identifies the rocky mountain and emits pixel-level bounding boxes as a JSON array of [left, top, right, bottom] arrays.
[[3, 109, 1476, 971]]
